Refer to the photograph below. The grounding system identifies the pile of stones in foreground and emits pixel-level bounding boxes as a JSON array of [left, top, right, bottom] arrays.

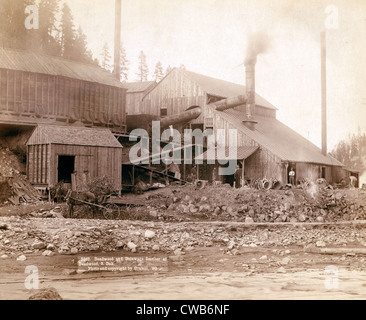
[[153, 185, 366, 223], [1, 215, 366, 260]]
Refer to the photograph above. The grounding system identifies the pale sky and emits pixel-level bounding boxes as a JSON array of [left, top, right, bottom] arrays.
[[65, 0, 366, 151]]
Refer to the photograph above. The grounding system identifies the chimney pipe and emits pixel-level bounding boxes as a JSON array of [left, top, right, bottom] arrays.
[[113, 0, 122, 81], [213, 94, 248, 111], [244, 61, 258, 130], [321, 31, 327, 156]]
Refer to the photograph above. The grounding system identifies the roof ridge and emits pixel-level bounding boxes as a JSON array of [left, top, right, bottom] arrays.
[[0, 46, 102, 70], [182, 69, 277, 110], [0, 47, 123, 88]]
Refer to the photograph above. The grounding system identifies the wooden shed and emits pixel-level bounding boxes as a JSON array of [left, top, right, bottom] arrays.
[[26, 125, 123, 192]]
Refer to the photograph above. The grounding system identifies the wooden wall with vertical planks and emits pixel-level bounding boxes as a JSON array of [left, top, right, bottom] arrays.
[[141, 69, 206, 123], [0, 68, 126, 130]]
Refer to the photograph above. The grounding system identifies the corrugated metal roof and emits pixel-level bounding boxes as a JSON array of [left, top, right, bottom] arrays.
[[182, 69, 277, 110], [0, 47, 124, 88], [196, 146, 259, 162], [27, 125, 122, 148], [208, 106, 344, 166], [124, 81, 157, 93]]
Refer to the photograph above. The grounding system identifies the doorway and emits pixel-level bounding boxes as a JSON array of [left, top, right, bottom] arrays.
[[58, 156, 75, 183]]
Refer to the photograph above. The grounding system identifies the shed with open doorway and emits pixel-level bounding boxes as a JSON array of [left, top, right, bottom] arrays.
[[26, 125, 123, 192]]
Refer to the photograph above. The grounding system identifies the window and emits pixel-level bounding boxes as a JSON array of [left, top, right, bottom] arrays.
[[205, 117, 214, 128], [160, 108, 167, 117]]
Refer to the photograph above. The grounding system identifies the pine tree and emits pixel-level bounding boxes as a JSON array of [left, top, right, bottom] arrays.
[[154, 61, 164, 82], [60, 3, 76, 59], [119, 42, 129, 81], [331, 133, 366, 173], [38, 0, 61, 55], [101, 42, 112, 71], [137, 50, 149, 81], [73, 26, 93, 63], [165, 65, 173, 76], [0, 0, 37, 50]]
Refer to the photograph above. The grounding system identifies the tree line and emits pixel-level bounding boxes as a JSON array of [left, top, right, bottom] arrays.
[[0, 0, 177, 83], [100, 45, 174, 83], [330, 131, 366, 175], [0, 0, 96, 65]]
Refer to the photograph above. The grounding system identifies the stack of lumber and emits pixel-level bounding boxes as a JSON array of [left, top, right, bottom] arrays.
[[0, 176, 41, 205]]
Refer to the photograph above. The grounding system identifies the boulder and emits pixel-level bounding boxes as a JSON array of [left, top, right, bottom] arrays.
[[316, 240, 326, 247], [145, 230, 156, 239], [127, 242, 137, 252], [245, 217, 254, 224], [32, 241, 46, 250], [17, 255, 27, 261], [116, 241, 124, 248], [42, 250, 54, 257], [28, 288, 62, 300]]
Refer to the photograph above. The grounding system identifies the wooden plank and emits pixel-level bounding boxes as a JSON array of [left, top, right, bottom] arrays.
[[6, 70, 9, 111]]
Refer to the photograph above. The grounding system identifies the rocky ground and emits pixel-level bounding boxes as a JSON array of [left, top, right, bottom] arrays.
[[1, 215, 366, 259], [0, 185, 366, 300]]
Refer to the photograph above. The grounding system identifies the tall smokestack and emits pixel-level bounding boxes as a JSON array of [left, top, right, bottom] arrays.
[[243, 60, 258, 130], [243, 30, 270, 131], [321, 31, 327, 156], [113, 0, 122, 81]]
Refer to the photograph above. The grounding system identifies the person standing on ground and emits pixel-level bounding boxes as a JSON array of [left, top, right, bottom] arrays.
[[350, 175, 357, 189], [212, 167, 217, 184], [289, 167, 295, 186], [234, 165, 242, 189], [188, 165, 197, 183]]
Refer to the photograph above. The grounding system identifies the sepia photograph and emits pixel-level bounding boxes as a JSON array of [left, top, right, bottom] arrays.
[[0, 0, 365, 304]]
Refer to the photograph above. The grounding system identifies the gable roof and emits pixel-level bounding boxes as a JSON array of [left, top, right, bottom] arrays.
[[27, 125, 122, 148], [0, 47, 124, 88], [182, 69, 277, 110], [124, 81, 157, 93], [142, 68, 277, 110], [208, 106, 343, 167]]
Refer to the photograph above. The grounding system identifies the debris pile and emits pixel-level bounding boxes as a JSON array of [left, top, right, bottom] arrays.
[[0, 146, 41, 205], [28, 288, 63, 300], [0, 146, 24, 177], [1, 216, 366, 259], [0, 176, 41, 205], [143, 184, 366, 223]]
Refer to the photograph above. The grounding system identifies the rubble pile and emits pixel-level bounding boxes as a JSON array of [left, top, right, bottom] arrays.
[[1, 216, 366, 259], [0, 146, 24, 177], [0, 146, 41, 205], [144, 184, 366, 223], [0, 177, 41, 205]]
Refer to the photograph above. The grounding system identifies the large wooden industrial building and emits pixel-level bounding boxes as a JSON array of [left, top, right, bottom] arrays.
[[0, 47, 127, 131], [134, 67, 345, 186], [0, 47, 348, 191], [0, 47, 126, 192]]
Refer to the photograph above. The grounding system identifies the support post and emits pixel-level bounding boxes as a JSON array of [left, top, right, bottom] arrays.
[[321, 31, 327, 156]]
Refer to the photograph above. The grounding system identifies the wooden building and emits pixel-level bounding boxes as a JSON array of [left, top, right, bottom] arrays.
[[203, 104, 343, 185], [26, 125, 123, 192], [138, 67, 344, 185], [141, 67, 277, 129], [124, 81, 156, 116], [0, 47, 127, 132]]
